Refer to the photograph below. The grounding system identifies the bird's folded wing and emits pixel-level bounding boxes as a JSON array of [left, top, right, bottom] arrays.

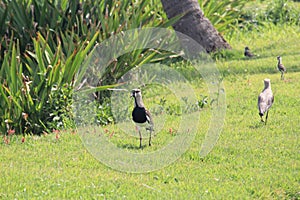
[[258, 95, 264, 106], [258, 95, 267, 113], [145, 109, 154, 125], [266, 95, 274, 109], [278, 64, 286, 71]]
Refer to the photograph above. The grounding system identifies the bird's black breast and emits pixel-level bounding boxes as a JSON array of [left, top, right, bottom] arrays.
[[132, 107, 147, 123]]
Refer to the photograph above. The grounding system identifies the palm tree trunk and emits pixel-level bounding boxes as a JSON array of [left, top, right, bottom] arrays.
[[161, 0, 231, 53]]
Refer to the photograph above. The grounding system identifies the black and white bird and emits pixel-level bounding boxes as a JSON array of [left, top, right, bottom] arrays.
[[244, 46, 254, 58], [131, 89, 154, 148], [258, 79, 274, 125], [277, 56, 286, 80]]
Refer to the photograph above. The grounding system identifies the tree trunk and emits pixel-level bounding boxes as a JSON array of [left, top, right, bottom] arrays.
[[160, 0, 231, 53]]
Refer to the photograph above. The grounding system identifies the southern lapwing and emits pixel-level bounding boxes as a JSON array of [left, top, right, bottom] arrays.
[[258, 79, 274, 125], [131, 89, 154, 148], [277, 56, 286, 80], [244, 46, 254, 58]]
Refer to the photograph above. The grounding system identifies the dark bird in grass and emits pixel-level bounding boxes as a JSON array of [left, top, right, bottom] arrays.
[[277, 56, 287, 80], [244, 46, 255, 58], [258, 79, 274, 125], [131, 89, 154, 148]]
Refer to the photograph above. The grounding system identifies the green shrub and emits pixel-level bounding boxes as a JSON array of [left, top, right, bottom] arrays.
[[265, 0, 300, 25], [240, 0, 300, 29], [0, 0, 169, 62], [0, 42, 24, 134], [0, 32, 98, 135], [199, 0, 248, 34]]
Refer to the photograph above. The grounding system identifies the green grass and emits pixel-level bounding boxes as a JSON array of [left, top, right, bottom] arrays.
[[1, 25, 299, 199]]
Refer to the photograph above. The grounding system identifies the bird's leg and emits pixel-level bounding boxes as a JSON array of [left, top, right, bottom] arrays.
[[148, 129, 152, 146], [265, 111, 269, 125], [139, 132, 142, 148], [281, 72, 284, 80], [139, 129, 142, 149], [260, 115, 264, 123], [136, 126, 142, 149]]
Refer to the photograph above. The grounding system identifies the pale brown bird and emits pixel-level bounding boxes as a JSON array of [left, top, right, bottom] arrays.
[[131, 89, 154, 148], [258, 79, 274, 125], [277, 56, 286, 80]]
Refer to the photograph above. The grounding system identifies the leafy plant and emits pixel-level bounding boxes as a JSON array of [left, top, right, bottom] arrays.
[[0, 31, 99, 135], [198, 0, 248, 34], [240, 0, 300, 30], [264, 0, 300, 25], [0, 41, 24, 135]]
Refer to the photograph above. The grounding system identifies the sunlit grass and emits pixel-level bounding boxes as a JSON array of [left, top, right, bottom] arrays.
[[1, 72, 298, 199], [1, 25, 299, 199]]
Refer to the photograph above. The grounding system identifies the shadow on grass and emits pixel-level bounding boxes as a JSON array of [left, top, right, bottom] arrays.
[[118, 143, 147, 150], [249, 121, 266, 129]]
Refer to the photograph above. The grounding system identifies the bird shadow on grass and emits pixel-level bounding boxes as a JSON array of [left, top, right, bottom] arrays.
[[118, 143, 147, 150], [249, 121, 266, 129], [241, 55, 263, 61]]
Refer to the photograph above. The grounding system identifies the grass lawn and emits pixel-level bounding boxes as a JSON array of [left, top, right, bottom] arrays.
[[1, 25, 299, 199]]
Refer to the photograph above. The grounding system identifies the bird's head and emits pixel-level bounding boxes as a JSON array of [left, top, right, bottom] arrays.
[[245, 46, 250, 51], [131, 88, 142, 98], [277, 56, 282, 61], [263, 78, 271, 88]]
